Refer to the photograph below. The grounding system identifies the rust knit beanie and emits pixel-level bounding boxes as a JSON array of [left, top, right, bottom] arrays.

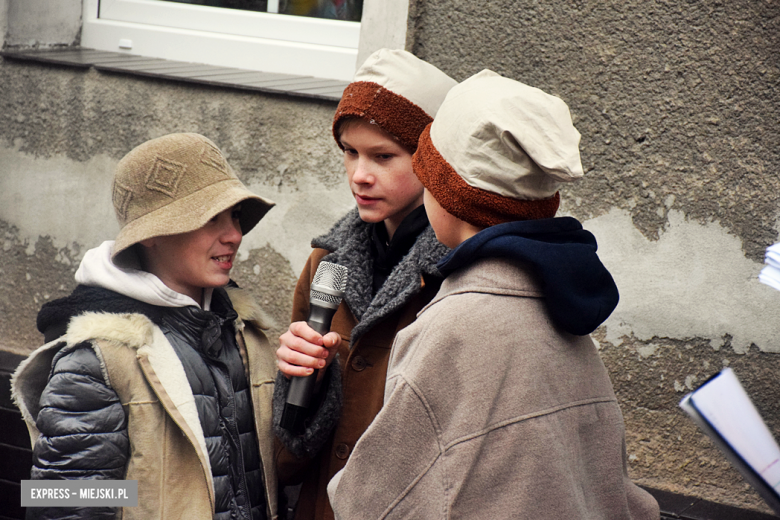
[[333, 48, 457, 152], [413, 70, 584, 227], [111, 133, 275, 266]]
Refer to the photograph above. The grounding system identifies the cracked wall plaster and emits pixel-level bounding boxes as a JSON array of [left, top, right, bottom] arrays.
[[0, 139, 354, 350], [0, 143, 118, 255], [409, 0, 780, 509], [597, 334, 780, 513], [4, 2, 780, 507], [584, 208, 780, 354], [0, 59, 355, 352], [410, 0, 780, 262], [0, 140, 354, 278]]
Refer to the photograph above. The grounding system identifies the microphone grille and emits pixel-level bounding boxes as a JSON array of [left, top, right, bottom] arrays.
[[311, 261, 348, 306]]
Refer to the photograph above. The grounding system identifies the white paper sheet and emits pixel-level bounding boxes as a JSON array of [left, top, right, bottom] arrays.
[[688, 368, 780, 493]]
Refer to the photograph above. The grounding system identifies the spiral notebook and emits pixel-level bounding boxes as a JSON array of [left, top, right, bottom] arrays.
[[679, 367, 780, 515]]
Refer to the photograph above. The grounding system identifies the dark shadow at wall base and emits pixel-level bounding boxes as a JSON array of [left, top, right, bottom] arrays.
[[0, 351, 31, 520], [645, 486, 778, 520]]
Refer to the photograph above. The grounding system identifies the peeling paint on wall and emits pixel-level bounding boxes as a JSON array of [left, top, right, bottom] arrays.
[[584, 209, 780, 354], [0, 60, 357, 353], [0, 137, 356, 353], [0, 143, 118, 256], [241, 178, 355, 276], [0, 141, 355, 278]]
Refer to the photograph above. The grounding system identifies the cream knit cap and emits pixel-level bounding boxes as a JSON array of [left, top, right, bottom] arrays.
[[111, 133, 275, 266], [333, 48, 457, 152], [413, 70, 584, 226]]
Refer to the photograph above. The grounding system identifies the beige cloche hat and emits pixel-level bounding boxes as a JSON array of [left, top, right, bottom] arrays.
[[111, 133, 275, 266]]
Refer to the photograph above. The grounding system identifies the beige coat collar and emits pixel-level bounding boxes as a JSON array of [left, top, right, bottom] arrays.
[[421, 257, 545, 316]]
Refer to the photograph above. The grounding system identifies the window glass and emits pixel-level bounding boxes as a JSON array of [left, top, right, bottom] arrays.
[[156, 0, 267, 13], [282, 0, 363, 21], [156, 0, 363, 21]]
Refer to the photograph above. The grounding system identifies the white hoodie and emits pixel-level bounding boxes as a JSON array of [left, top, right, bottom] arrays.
[[75, 240, 213, 310]]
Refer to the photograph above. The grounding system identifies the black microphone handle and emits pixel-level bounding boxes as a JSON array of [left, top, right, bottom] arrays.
[[280, 303, 338, 434]]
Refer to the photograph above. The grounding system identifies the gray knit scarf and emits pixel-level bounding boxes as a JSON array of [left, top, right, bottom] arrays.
[[313, 207, 450, 348]]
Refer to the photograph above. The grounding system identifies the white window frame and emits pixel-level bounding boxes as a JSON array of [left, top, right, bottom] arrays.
[[81, 0, 361, 81]]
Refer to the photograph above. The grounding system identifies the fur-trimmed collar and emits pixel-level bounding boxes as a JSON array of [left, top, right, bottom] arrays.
[[37, 285, 270, 343], [225, 286, 272, 331], [12, 295, 269, 496], [15, 285, 269, 447], [12, 311, 170, 444], [312, 207, 450, 346]]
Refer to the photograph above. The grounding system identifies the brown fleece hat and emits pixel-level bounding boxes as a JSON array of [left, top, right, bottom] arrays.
[[413, 70, 584, 227], [111, 133, 275, 266], [333, 48, 457, 152]]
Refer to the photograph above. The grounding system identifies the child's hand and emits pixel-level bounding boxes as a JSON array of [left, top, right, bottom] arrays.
[[277, 321, 341, 381]]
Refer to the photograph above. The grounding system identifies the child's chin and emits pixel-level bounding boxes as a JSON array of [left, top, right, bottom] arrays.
[[207, 275, 231, 288], [356, 208, 384, 224]]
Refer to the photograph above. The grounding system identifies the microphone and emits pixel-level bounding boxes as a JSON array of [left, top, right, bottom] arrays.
[[280, 261, 348, 434]]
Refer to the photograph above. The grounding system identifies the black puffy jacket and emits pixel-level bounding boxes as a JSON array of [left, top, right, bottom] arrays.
[[30, 285, 267, 520]]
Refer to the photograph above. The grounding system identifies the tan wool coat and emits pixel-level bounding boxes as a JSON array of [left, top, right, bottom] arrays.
[[329, 258, 660, 519], [13, 288, 279, 520], [276, 247, 442, 520]]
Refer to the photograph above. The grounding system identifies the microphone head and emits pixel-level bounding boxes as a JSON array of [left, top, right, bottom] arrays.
[[310, 261, 348, 309]]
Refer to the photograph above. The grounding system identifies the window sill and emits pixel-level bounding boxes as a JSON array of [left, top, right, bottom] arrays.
[[0, 47, 348, 102]]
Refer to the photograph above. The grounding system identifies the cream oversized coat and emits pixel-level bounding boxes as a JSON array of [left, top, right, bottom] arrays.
[[329, 258, 659, 519]]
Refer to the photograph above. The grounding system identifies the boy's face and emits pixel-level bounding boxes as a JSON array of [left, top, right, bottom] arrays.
[[339, 119, 423, 239], [140, 205, 242, 304]]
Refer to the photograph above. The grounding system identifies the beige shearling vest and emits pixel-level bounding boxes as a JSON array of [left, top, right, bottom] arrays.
[[12, 288, 278, 520]]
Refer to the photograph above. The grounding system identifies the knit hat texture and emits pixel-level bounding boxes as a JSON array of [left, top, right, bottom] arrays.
[[111, 133, 275, 266], [413, 70, 584, 227], [333, 48, 457, 152]]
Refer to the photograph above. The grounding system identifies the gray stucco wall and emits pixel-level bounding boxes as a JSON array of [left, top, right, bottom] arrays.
[[0, 59, 355, 350], [408, 0, 780, 512], [3, 0, 780, 513], [3, 0, 81, 48]]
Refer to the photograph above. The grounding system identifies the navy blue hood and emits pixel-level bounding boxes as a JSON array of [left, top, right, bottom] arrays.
[[437, 217, 619, 336]]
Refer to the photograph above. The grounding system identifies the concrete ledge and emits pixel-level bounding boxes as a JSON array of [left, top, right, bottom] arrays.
[[0, 47, 348, 102]]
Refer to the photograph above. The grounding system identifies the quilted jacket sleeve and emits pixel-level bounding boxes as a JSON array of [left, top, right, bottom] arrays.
[[27, 343, 129, 520]]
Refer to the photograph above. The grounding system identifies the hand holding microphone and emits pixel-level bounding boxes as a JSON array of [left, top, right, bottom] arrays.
[[277, 324, 341, 379], [279, 261, 348, 434]]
